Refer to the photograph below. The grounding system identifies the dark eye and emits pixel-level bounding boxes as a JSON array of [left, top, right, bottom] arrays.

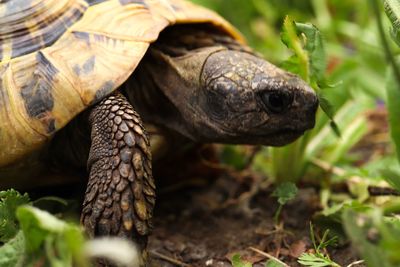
[[260, 90, 293, 113]]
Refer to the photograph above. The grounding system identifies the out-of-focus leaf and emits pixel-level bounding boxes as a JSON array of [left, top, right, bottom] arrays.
[[321, 200, 370, 217], [0, 190, 30, 242], [323, 116, 367, 164], [231, 254, 252, 267], [265, 259, 286, 267], [342, 209, 396, 267], [271, 182, 298, 205], [0, 231, 25, 267], [385, 57, 400, 163], [16, 205, 88, 267], [17, 206, 66, 252], [220, 145, 248, 170], [381, 168, 400, 192]]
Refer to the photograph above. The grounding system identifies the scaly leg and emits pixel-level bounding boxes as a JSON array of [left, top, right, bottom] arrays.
[[81, 92, 155, 265]]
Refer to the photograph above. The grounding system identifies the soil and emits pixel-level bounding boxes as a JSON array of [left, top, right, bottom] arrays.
[[147, 169, 364, 267], [143, 143, 370, 267]]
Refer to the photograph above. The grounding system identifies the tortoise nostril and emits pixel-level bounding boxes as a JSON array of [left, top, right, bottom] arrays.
[[312, 95, 319, 110], [305, 93, 319, 114], [260, 90, 293, 113]]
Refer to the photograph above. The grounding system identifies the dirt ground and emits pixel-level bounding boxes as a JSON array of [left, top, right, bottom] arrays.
[[147, 168, 363, 267]]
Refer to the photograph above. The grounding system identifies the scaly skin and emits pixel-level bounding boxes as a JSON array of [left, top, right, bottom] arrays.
[[81, 92, 155, 265]]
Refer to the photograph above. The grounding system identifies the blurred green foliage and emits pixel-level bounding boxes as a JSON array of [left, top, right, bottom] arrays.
[[192, 0, 400, 265], [190, 0, 313, 62]]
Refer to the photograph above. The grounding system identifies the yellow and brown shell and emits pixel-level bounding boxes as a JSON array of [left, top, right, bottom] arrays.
[[0, 0, 244, 167]]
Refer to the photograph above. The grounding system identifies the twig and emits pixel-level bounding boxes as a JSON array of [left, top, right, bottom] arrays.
[[249, 247, 290, 267], [346, 259, 365, 267], [368, 186, 400, 196], [310, 157, 345, 176], [149, 251, 191, 267]]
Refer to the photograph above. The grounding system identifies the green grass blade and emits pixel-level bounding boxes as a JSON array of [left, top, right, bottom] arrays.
[[386, 58, 400, 163]]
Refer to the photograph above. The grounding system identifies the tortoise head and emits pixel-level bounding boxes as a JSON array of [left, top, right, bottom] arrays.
[[144, 47, 318, 146]]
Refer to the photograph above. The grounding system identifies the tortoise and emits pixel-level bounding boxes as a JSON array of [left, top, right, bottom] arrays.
[[0, 0, 318, 264]]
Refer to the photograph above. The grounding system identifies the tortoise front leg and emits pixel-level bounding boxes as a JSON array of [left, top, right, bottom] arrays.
[[81, 92, 155, 265]]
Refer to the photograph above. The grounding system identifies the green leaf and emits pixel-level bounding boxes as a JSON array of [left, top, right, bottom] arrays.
[[318, 93, 340, 137], [0, 231, 25, 267], [231, 254, 252, 267], [295, 22, 326, 81], [381, 168, 400, 192], [342, 209, 394, 267], [0, 189, 30, 242], [281, 15, 309, 81], [280, 55, 302, 76], [385, 57, 400, 163], [298, 253, 339, 267], [280, 16, 340, 138], [321, 200, 370, 217], [17, 205, 66, 252], [16, 205, 88, 267], [384, 0, 400, 46], [272, 182, 298, 205], [265, 259, 286, 267]]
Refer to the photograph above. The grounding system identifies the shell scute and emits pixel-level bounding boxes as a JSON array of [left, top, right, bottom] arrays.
[[20, 52, 57, 134], [0, 0, 243, 167], [119, 0, 147, 6], [0, 0, 88, 61]]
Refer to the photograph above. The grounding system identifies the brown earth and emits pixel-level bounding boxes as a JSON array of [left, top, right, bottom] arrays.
[[148, 168, 364, 267]]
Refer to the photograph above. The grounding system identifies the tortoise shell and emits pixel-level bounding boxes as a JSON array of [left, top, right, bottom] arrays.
[[0, 0, 244, 167]]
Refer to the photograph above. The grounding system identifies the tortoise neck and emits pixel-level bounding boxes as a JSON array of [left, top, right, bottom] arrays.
[[123, 24, 253, 141], [123, 54, 186, 134]]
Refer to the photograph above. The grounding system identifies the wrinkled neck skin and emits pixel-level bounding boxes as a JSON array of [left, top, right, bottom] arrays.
[[124, 45, 229, 141], [124, 24, 318, 147]]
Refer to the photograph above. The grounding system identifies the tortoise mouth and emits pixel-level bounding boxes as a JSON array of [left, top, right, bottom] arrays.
[[260, 129, 306, 146], [213, 128, 306, 147]]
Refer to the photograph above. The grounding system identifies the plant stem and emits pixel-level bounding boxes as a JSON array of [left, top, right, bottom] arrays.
[[249, 247, 290, 267], [371, 0, 400, 91], [274, 204, 283, 224]]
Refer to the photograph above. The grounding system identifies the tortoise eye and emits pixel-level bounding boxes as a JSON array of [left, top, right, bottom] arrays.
[[260, 90, 293, 113]]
